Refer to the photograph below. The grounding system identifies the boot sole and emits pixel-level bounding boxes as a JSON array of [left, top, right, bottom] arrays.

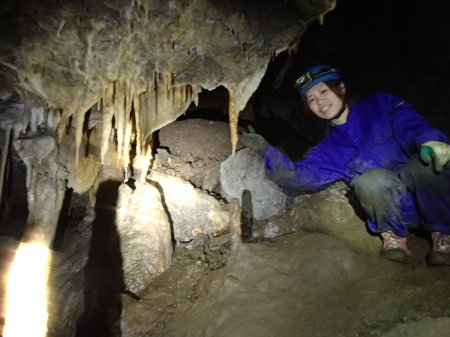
[[380, 248, 410, 264], [427, 251, 450, 266]]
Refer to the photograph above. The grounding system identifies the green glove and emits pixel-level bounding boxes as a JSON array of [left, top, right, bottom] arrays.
[[420, 140, 450, 172], [240, 132, 269, 156]]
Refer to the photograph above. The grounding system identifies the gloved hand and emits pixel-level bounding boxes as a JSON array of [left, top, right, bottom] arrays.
[[240, 131, 269, 156], [420, 140, 450, 172]]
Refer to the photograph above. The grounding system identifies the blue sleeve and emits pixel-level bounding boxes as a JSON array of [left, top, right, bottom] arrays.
[[264, 144, 345, 194], [380, 93, 448, 154]]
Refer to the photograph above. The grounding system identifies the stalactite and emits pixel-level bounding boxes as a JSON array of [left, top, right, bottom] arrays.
[[154, 82, 159, 117], [129, 83, 136, 116], [228, 88, 238, 154], [152, 69, 157, 89], [115, 81, 125, 161], [164, 72, 172, 100], [125, 79, 133, 116], [74, 108, 87, 166], [133, 94, 142, 156], [101, 106, 114, 164], [108, 80, 115, 107], [186, 85, 192, 104], [30, 107, 45, 132], [176, 86, 182, 108], [46, 109, 61, 130], [181, 85, 186, 104], [158, 72, 163, 88], [193, 87, 199, 107], [123, 118, 132, 180], [56, 110, 69, 141], [145, 89, 152, 123], [122, 80, 133, 174], [22, 100, 32, 136], [167, 82, 172, 102], [171, 86, 176, 105]]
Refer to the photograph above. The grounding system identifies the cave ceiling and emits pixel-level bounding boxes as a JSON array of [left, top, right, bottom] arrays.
[[0, 0, 335, 159]]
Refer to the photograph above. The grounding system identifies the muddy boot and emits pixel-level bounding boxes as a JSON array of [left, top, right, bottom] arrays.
[[380, 230, 411, 263], [427, 232, 450, 266]]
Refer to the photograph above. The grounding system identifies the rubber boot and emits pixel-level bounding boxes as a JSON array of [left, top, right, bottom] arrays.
[[380, 230, 411, 264], [427, 232, 450, 266]]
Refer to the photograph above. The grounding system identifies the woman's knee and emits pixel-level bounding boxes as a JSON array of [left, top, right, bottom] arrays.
[[351, 168, 406, 218], [351, 168, 399, 196], [401, 154, 430, 177], [400, 154, 450, 186], [399, 156, 450, 194]]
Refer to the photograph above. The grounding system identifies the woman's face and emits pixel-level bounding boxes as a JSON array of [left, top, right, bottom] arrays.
[[305, 82, 346, 120]]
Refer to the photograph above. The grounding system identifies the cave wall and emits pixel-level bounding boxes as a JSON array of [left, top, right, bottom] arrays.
[[0, 0, 336, 246]]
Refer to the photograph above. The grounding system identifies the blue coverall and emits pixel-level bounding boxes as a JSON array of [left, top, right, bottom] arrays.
[[264, 92, 450, 236]]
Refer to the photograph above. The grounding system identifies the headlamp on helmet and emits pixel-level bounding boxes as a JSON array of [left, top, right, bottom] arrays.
[[295, 65, 342, 99]]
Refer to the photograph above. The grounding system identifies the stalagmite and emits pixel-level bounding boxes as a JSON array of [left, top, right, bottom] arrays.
[[227, 198, 242, 265]]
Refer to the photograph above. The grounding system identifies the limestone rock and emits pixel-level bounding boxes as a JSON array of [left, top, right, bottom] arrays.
[[220, 148, 287, 220], [157, 119, 241, 194], [290, 181, 380, 253], [148, 171, 229, 242], [116, 182, 173, 295]]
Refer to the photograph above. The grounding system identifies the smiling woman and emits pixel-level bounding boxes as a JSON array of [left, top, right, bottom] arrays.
[[242, 61, 450, 265], [295, 65, 348, 123]]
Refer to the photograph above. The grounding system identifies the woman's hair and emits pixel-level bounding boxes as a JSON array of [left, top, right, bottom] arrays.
[[303, 79, 346, 112]]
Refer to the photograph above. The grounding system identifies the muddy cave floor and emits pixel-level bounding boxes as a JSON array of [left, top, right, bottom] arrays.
[[122, 228, 450, 337]]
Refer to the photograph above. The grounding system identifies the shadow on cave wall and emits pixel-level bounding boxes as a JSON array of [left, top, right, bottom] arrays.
[[75, 180, 124, 337]]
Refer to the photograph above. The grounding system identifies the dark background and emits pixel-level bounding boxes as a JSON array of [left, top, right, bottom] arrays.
[[248, 0, 450, 158]]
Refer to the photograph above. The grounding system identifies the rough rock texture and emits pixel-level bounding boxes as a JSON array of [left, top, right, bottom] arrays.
[[48, 209, 95, 337], [2, 118, 449, 337], [220, 148, 287, 220], [291, 182, 380, 252], [382, 318, 450, 337], [241, 180, 379, 255], [0, 0, 334, 271], [157, 118, 238, 194], [120, 230, 450, 337], [116, 182, 173, 295], [148, 170, 229, 242], [0, 0, 329, 161]]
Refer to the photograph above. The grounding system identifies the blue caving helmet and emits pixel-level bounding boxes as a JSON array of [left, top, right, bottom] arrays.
[[294, 64, 342, 99]]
